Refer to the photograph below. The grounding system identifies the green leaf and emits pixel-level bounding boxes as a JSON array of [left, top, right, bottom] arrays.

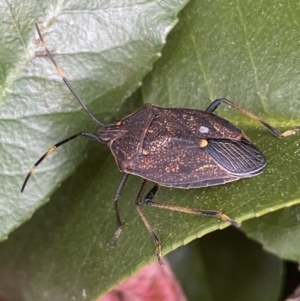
[[243, 205, 300, 262], [168, 228, 283, 301], [1, 0, 300, 300]]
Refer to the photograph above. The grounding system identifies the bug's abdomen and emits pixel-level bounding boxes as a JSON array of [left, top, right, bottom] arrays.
[[125, 139, 266, 188]]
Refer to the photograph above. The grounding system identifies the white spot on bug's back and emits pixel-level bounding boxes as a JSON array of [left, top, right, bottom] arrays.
[[199, 126, 209, 133]]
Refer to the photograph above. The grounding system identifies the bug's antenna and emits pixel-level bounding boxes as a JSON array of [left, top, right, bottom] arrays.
[[21, 131, 101, 192], [35, 22, 104, 126]]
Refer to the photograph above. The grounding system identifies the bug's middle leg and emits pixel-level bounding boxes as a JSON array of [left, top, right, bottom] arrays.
[[144, 184, 241, 228], [135, 179, 163, 264]]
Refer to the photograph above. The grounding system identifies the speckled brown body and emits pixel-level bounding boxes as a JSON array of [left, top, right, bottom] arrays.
[[97, 103, 266, 188]]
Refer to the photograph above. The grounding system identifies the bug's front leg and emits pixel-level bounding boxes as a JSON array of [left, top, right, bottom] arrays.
[[110, 173, 129, 246]]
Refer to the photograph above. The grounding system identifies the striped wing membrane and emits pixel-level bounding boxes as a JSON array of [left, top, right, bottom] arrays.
[[204, 138, 266, 177]]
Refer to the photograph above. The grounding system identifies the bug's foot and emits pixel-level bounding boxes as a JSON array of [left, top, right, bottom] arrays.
[[280, 126, 300, 137], [109, 224, 125, 247], [220, 213, 241, 228], [156, 245, 164, 265]]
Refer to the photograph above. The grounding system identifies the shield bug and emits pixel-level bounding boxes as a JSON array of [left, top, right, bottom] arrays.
[[22, 23, 300, 264]]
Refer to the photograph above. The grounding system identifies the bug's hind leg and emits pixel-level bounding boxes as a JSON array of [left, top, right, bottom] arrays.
[[205, 98, 300, 138], [144, 184, 241, 228]]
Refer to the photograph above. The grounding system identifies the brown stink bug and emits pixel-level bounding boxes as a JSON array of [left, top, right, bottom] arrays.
[[21, 23, 300, 264]]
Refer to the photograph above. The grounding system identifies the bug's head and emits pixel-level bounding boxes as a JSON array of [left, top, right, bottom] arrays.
[[96, 120, 127, 145]]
